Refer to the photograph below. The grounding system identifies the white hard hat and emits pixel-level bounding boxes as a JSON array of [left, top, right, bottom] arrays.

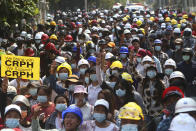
[[164, 59, 176, 68], [132, 14, 137, 18], [175, 97, 196, 114], [78, 59, 90, 68], [7, 86, 17, 95], [94, 99, 109, 110], [173, 28, 181, 33], [142, 56, 153, 63], [92, 26, 99, 31], [124, 29, 131, 34], [133, 18, 138, 22], [4, 104, 21, 116], [158, 14, 162, 17], [161, 23, 166, 28], [105, 52, 114, 60], [92, 10, 96, 15], [139, 18, 144, 22], [184, 28, 192, 33], [55, 56, 66, 64], [77, 9, 81, 12], [169, 113, 196, 131], [84, 29, 91, 34], [146, 14, 150, 18], [124, 23, 131, 29], [35, 33, 42, 40], [20, 31, 27, 37], [169, 71, 185, 80]]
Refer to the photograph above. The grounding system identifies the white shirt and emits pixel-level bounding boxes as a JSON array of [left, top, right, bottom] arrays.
[[95, 122, 117, 131], [88, 84, 102, 106], [80, 103, 94, 121], [9, 79, 29, 88], [19, 124, 32, 131]]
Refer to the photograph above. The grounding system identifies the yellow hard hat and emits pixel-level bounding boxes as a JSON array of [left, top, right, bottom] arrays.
[[139, 28, 145, 35], [123, 17, 128, 22], [180, 19, 187, 24], [110, 61, 123, 69], [126, 15, 130, 19], [182, 14, 188, 19], [121, 72, 134, 84], [177, 24, 181, 28], [86, 41, 93, 46], [149, 17, 155, 21], [136, 20, 142, 27], [192, 12, 196, 16], [172, 13, 176, 17], [57, 62, 72, 76], [171, 19, 177, 25], [119, 102, 144, 120], [107, 42, 116, 47], [50, 21, 56, 26], [165, 17, 171, 22], [50, 34, 58, 40]]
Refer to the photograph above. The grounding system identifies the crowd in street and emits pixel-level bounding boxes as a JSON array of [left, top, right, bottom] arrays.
[[0, 6, 196, 131]]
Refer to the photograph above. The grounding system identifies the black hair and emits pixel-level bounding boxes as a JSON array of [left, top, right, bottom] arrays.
[[54, 94, 69, 105], [37, 85, 52, 96]]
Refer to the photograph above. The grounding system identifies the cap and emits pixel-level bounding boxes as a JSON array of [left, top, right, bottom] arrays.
[[162, 86, 184, 100], [94, 99, 109, 110], [7, 86, 17, 95], [5, 104, 21, 116], [107, 42, 115, 47], [105, 52, 114, 60], [67, 75, 79, 83], [74, 85, 87, 94], [12, 95, 30, 107], [175, 38, 183, 44]]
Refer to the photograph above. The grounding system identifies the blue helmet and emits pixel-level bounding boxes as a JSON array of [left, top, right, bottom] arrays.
[[87, 56, 96, 63], [120, 46, 129, 54], [166, 25, 173, 31], [72, 46, 82, 54], [62, 105, 83, 124], [154, 39, 162, 44]]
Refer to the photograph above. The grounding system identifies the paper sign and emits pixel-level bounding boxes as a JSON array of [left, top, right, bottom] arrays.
[[1, 55, 40, 80]]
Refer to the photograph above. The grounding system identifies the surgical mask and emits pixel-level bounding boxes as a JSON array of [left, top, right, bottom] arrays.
[[29, 88, 37, 96], [59, 73, 69, 80], [120, 54, 127, 59], [85, 77, 89, 84], [175, 45, 181, 50], [164, 68, 173, 76], [143, 64, 150, 69], [71, 64, 77, 69], [89, 49, 95, 54], [121, 124, 138, 131], [136, 57, 142, 63], [35, 40, 41, 44], [116, 89, 126, 97], [75, 98, 86, 105], [147, 70, 157, 79], [106, 81, 116, 89], [90, 74, 97, 82], [68, 84, 75, 92], [182, 55, 190, 61], [56, 104, 67, 112], [6, 118, 20, 128], [79, 68, 87, 75], [155, 46, 161, 51], [93, 113, 106, 123], [37, 95, 48, 103]]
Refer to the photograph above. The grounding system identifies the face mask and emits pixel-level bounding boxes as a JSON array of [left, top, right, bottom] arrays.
[[136, 57, 142, 63], [112, 70, 118, 75], [85, 77, 90, 84], [93, 113, 106, 123], [59, 73, 69, 80], [89, 49, 95, 54], [68, 84, 76, 92], [155, 46, 161, 51], [106, 81, 116, 89], [75, 98, 86, 105], [147, 70, 157, 79], [35, 40, 41, 44], [143, 64, 150, 69], [182, 55, 190, 61], [121, 124, 138, 131], [71, 64, 77, 69], [106, 47, 112, 52], [175, 45, 181, 50], [80, 68, 87, 75], [6, 118, 20, 128], [167, 102, 176, 114], [29, 88, 37, 96], [164, 68, 173, 76], [56, 104, 67, 112], [116, 89, 126, 97], [90, 74, 97, 82], [120, 54, 127, 59], [37, 95, 48, 103]]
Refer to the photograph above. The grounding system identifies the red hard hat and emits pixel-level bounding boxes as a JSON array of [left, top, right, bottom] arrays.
[[45, 42, 56, 51], [136, 49, 147, 57], [91, 20, 97, 24], [71, 22, 76, 28], [41, 34, 49, 44], [24, 48, 35, 56], [64, 35, 73, 42]]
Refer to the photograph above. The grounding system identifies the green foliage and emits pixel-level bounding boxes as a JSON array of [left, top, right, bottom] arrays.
[[0, 0, 39, 26]]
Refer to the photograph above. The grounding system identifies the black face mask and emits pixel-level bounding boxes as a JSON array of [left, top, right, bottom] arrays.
[[170, 79, 186, 91]]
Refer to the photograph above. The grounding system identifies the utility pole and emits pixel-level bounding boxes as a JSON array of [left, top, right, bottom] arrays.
[[85, 0, 87, 11]]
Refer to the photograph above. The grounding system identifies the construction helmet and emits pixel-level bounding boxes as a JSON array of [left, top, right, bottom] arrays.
[[169, 71, 185, 80], [149, 17, 155, 21], [119, 102, 144, 120], [50, 34, 58, 40], [12, 95, 30, 107], [50, 21, 56, 26], [164, 59, 176, 68], [142, 55, 153, 63], [121, 72, 134, 84], [136, 20, 142, 27], [165, 17, 171, 22], [175, 97, 196, 114], [182, 14, 188, 19], [64, 35, 73, 42], [171, 19, 177, 25], [57, 62, 72, 76], [110, 61, 123, 69]]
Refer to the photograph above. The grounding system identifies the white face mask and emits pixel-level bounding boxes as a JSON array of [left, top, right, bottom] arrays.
[[121, 124, 138, 131]]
